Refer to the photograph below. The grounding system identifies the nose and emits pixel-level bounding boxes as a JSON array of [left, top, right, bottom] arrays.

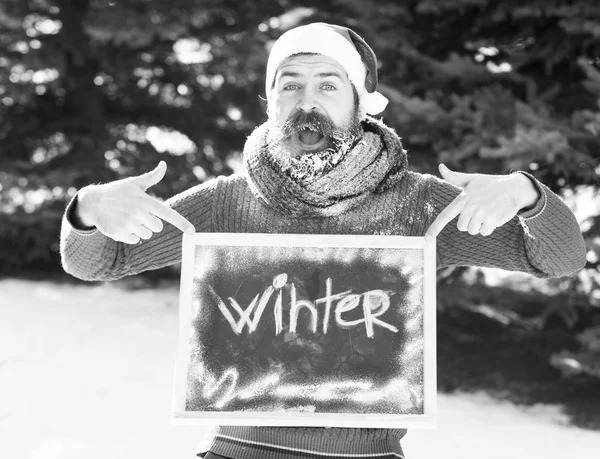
[[297, 87, 318, 112]]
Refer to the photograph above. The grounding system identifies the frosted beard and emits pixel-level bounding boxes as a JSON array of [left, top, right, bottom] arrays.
[[266, 108, 363, 183]]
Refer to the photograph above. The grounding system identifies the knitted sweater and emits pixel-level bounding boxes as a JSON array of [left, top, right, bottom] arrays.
[[60, 170, 586, 459]]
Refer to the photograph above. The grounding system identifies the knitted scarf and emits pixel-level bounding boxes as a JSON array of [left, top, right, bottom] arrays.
[[243, 116, 408, 217]]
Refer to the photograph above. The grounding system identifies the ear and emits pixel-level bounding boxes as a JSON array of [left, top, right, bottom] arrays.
[[264, 92, 274, 120]]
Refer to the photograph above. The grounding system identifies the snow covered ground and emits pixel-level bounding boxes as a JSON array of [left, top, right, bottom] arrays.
[[1, 279, 599, 459]]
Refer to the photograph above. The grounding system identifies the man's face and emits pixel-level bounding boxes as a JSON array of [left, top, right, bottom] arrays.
[[267, 54, 360, 159]]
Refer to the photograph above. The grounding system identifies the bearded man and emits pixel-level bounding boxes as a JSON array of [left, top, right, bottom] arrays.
[[61, 22, 586, 459]]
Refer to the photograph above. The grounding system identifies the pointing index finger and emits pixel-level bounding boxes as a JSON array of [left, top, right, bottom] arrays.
[[147, 198, 195, 234], [425, 193, 465, 240]]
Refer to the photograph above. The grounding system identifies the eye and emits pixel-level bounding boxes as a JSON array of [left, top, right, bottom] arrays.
[[283, 84, 301, 91], [321, 84, 336, 91]]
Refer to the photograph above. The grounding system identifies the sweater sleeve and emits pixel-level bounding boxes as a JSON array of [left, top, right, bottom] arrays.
[[424, 172, 587, 278], [60, 178, 218, 281]]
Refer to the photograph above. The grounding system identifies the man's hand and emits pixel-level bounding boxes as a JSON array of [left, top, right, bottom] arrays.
[[424, 164, 540, 241], [75, 161, 195, 244]]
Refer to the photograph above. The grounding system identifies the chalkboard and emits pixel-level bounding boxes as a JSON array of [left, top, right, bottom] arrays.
[[173, 233, 436, 428]]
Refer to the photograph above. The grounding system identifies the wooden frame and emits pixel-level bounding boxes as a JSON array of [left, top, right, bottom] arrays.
[[173, 233, 436, 428]]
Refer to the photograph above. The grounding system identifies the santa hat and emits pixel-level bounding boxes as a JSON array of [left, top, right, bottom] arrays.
[[265, 22, 389, 118]]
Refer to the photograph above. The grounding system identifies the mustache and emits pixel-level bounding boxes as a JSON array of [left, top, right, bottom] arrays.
[[280, 109, 337, 138]]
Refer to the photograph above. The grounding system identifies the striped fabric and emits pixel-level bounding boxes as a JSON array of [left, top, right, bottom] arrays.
[[202, 428, 406, 459]]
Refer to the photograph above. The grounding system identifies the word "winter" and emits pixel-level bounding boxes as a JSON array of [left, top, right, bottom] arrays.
[[209, 273, 398, 338]]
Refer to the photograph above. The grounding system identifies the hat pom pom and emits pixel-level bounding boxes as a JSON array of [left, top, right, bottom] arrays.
[[361, 91, 389, 117]]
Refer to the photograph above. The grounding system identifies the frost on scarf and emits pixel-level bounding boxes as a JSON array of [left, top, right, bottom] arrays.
[[285, 146, 348, 183]]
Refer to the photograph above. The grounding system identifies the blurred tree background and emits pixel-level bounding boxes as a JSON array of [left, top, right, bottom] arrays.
[[1, 0, 599, 387]]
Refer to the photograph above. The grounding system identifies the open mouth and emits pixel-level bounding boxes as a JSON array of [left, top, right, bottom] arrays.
[[295, 129, 329, 151]]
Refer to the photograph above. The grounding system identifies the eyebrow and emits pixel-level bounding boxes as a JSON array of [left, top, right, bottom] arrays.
[[315, 72, 344, 79], [278, 71, 345, 80]]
